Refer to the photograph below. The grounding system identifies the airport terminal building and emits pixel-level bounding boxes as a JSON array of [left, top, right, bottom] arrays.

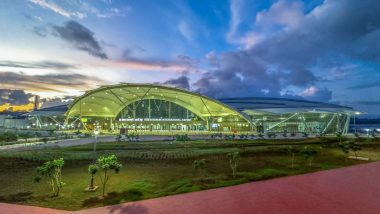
[[2, 83, 358, 134]]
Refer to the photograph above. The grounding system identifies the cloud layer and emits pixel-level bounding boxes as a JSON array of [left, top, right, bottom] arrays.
[[0, 89, 34, 105], [163, 75, 190, 90], [0, 71, 105, 93], [53, 21, 108, 59], [0, 60, 76, 70], [195, 0, 380, 102]]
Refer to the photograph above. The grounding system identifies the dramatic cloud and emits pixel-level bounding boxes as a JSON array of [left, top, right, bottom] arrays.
[[299, 86, 332, 102], [53, 21, 108, 59], [163, 75, 190, 90], [0, 60, 77, 70], [0, 71, 105, 93], [255, 0, 303, 30], [195, 0, 380, 102], [0, 89, 34, 105]]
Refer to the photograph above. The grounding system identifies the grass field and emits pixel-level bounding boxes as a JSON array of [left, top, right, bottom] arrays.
[[0, 137, 379, 210]]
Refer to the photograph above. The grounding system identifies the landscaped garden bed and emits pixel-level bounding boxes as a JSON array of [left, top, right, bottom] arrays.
[[0, 137, 379, 210]]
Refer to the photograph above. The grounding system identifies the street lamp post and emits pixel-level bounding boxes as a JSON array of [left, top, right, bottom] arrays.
[[93, 128, 100, 160], [354, 111, 360, 134]]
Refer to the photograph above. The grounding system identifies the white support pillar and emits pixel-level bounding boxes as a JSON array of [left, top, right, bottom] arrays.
[[267, 113, 299, 131], [343, 114, 351, 134], [322, 113, 336, 134]]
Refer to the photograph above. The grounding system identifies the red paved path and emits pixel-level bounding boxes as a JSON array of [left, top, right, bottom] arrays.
[[2, 162, 380, 214]]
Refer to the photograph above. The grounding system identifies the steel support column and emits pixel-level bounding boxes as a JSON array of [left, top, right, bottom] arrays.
[[322, 113, 336, 134], [267, 113, 299, 131]]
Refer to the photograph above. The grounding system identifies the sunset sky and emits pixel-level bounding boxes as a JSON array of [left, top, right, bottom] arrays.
[[0, 0, 379, 116]]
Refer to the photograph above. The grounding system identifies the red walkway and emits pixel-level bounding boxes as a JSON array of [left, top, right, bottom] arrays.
[[2, 162, 380, 214]]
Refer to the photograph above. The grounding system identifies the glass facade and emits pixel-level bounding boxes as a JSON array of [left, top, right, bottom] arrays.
[[117, 99, 199, 121], [115, 99, 207, 132], [250, 112, 350, 134]]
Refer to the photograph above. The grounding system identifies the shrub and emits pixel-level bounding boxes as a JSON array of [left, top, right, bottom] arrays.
[[88, 164, 99, 190], [371, 130, 376, 138], [175, 134, 190, 142], [282, 132, 288, 138], [336, 131, 343, 143], [193, 159, 207, 177], [301, 146, 318, 167], [96, 155, 122, 197], [34, 158, 65, 197], [339, 141, 362, 158], [0, 132, 18, 142], [42, 137, 49, 144], [266, 132, 276, 138], [338, 142, 350, 157], [286, 146, 300, 168], [348, 142, 362, 157]]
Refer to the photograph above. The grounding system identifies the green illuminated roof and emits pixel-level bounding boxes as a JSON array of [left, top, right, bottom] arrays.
[[66, 83, 248, 122]]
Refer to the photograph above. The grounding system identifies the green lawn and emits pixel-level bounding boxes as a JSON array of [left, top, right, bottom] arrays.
[[0, 137, 379, 210]]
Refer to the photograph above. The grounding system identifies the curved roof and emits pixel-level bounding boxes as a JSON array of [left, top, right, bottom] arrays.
[[219, 97, 355, 115], [66, 83, 248, 121]]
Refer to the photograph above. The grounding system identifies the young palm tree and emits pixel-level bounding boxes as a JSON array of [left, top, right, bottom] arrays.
[[193, 159, 207, 178], [227, 152, 239, 178], [287, 146, 299, 168], [301, 146, 318, 167]]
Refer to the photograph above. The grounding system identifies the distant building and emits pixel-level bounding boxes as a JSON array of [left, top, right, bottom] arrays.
[[33, 95, 40, 111]]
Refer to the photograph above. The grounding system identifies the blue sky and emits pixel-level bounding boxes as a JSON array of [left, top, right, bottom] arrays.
[[0, 0, 379, 116]]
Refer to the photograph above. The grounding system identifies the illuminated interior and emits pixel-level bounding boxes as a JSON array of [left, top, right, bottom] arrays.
[[65, 83, 252, 132]]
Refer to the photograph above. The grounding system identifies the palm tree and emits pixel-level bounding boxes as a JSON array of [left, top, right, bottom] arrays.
[[301, 146, 318, 167], [287, 146, 299, 168], [227, 152, 239, 178], [193, 159, 207, 178]]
